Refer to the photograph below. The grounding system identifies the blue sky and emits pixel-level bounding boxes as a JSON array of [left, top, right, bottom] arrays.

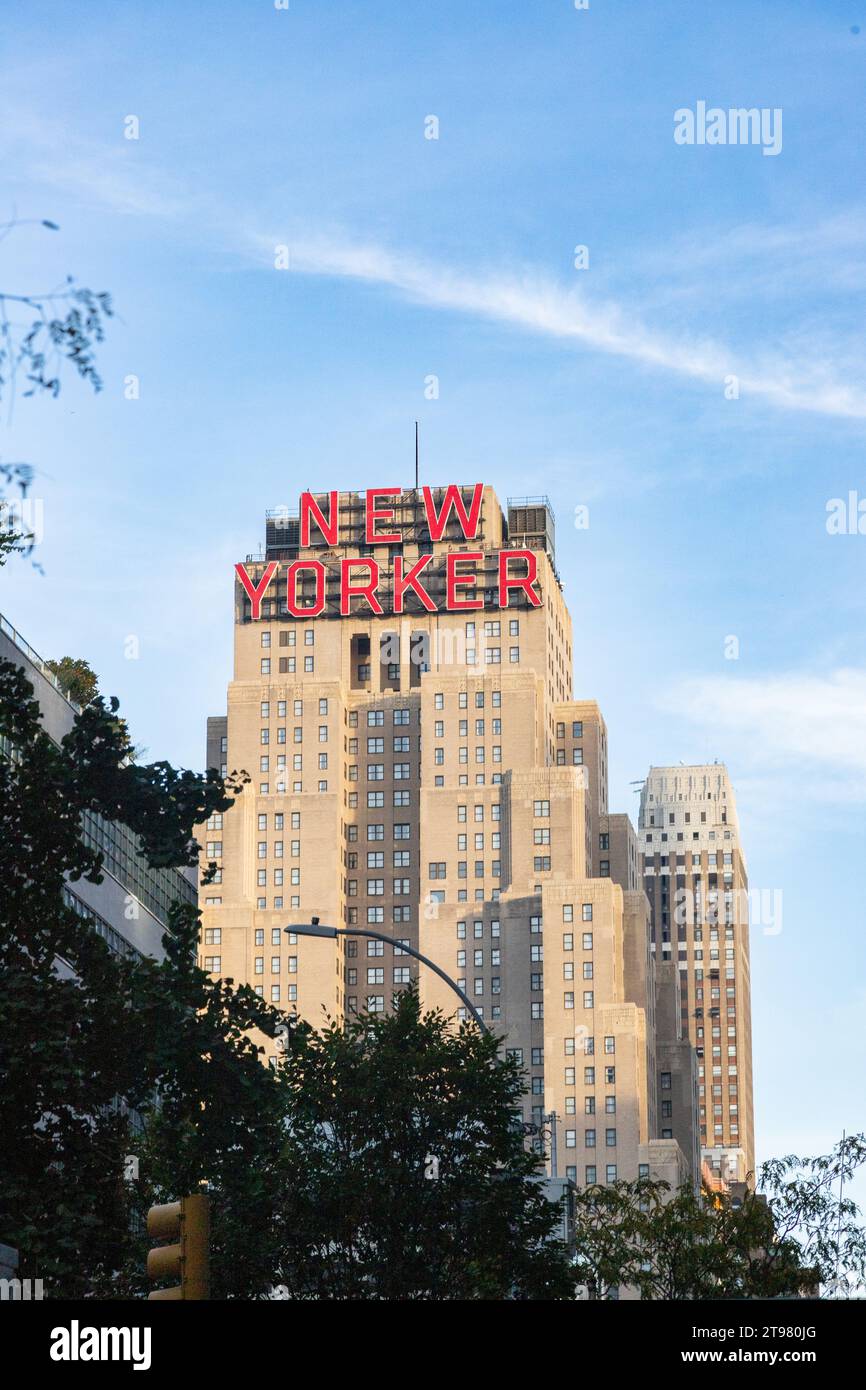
[[1, 0, 864, 1182]]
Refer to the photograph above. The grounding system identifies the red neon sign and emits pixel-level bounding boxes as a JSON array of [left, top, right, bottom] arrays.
[[237, 486, 544, 617]]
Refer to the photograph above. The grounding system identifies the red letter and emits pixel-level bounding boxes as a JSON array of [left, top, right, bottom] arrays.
[[393, 553, 436, 613], [422, 483, 483, 541], [286, 559, 325, 617], [446, 552, 483, 610], [340, 558, 383, 615], [365, 487, 402, 544], [498, 549, 542, 608], [300, 491, 339, 546], [235, 561, 280, 620]]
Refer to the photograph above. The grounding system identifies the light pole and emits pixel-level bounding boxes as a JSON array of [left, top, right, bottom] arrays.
[[285, 918, 491, 1035]]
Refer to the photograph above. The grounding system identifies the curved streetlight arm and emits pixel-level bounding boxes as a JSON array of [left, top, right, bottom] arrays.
[[286, 922, 491, 1035]]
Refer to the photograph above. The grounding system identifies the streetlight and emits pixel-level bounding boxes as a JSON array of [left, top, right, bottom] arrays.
[[285, 918, 491, 1035]]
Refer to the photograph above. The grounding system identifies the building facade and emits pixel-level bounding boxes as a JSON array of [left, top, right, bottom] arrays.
[[0, 612, 195, 962], [637, 765, 755, 1179], [202, 485, 699, 1188]]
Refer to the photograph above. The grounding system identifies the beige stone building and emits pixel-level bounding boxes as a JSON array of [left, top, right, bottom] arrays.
[[201, 486, 699, 1189], [637, 766, 755, 1179]]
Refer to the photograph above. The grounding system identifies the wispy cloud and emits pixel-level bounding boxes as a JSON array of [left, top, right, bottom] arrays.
[[661, 667, 866, 802], [248, 230, 866, 420], [4, 92, 866, 422]]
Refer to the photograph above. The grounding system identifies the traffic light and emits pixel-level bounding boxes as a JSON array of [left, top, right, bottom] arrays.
[[146, 1194, 210, 1300]]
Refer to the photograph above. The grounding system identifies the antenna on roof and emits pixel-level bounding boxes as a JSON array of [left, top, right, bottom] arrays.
[[415, 420, 420, 492]]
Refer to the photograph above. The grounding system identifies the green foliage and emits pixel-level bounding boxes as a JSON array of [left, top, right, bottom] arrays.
[[0, 462, 39, 570], [0, 254, 113, 403], [44, 656, 99, 706], [0, 655, 280, 1297], [757, 1135, 866, 1297], [266, 988, 576, 1300], [0, 219, 113, 573], [571, 1146, 866, 1301]]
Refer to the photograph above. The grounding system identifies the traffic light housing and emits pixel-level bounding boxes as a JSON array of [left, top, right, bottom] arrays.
[[146, 1194, 210, 1300]]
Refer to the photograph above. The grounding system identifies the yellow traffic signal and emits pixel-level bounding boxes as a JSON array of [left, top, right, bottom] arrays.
[[146, 1194, 210, 1300]]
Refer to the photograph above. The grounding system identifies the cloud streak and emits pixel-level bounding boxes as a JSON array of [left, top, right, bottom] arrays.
[[3, 92, 865, 423], [250, 231, 866, 421], [661, 667, 866, 801]]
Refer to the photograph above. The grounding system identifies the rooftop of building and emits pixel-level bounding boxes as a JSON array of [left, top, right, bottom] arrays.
[[244, 484, 559, 578], [0, 611, 82, 713]]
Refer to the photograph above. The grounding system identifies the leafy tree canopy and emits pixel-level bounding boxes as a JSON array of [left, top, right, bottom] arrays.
[[264, 988, 575, 1300], [44, 655, 99, 706]]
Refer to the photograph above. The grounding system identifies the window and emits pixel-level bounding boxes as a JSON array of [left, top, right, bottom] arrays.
[[582, 903, 593, 921]]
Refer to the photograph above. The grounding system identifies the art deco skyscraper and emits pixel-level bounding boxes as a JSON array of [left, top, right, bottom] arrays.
[[637, 766, 755, 1180], [201, 485, 698, 1189]]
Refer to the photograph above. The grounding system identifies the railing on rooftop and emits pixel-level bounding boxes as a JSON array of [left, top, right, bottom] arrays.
[[507, 496, 553, 510], [0, 611, 82, 711]]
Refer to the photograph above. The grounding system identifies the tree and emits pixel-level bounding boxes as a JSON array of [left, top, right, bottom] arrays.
[[0, 218, 113, 567], [572, 1145, 866, 1301], [44, 655, 99, 706], [756, 1134, 866, 1297], [571, 1178, 661, 1299], [0, 219, 113, 407], [267, 988, 576, 1300], [0, 654, 286, 1297]]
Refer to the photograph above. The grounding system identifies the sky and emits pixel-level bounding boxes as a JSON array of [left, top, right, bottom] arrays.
[[1, 0, 864, 1189]]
